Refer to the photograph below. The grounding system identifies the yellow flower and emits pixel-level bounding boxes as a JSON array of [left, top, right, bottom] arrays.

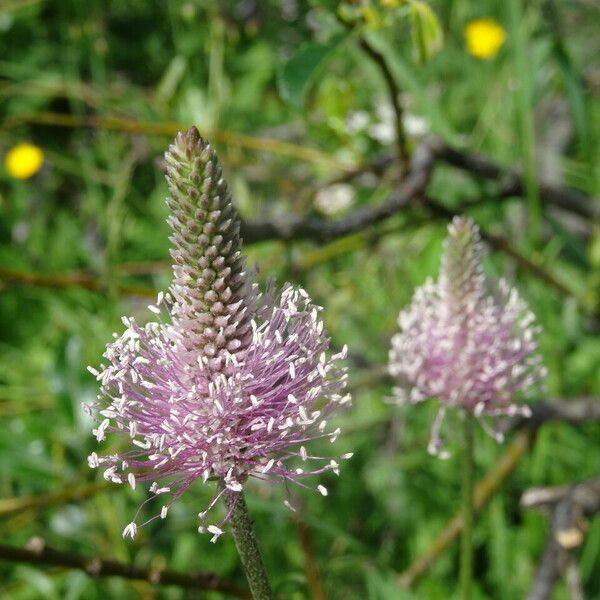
[[380, 0, 401, 7], [464, 18, 506, 59], [4, 143, 45, 179]]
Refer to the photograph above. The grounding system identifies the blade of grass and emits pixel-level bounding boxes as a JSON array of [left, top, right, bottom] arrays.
[[506, 0, 541, 243]]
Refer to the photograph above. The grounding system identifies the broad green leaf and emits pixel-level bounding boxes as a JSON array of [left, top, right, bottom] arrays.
[[408, 0, 443, 64], [154, 55, 187, 105], [278, 33, 347, 108]]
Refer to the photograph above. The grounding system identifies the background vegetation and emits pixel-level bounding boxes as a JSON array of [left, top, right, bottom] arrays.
[[0, 0, 599, 598]]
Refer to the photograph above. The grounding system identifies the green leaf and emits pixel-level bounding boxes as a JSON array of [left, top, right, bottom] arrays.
[[154, 55, 187, 105], [278, 33, 346, 108], [408, 0, 443, 64]]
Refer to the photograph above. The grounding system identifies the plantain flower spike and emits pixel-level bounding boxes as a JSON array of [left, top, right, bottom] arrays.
[[87, 128, 351, 541], [389, 216, 546, 457]]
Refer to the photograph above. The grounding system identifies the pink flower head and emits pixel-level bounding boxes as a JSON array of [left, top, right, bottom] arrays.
[[87, 128, 351, 541], [389, 216, 546, 457]]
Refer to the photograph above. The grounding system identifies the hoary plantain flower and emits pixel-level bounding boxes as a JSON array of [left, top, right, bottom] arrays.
[[389, 216, 545, 456], [87, 128, 351, 542]]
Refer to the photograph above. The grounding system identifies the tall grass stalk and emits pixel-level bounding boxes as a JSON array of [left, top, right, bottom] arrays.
[[507, 0, 541, 244]]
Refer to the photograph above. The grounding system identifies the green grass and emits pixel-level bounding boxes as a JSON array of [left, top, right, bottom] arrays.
[[0, 1, 599, 598]]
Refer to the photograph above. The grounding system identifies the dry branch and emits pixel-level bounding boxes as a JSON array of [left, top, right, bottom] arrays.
[[0, 537, 249, 598], [356, 37, 408, 170], [241, 143, 434, 243], [509, 397, 600, 431], [435, 143, 600, 222], [0, 266, 156, 298], [241, 138, 599, 251], [352, 139, 599, 223], [523, 476, 600, 600]]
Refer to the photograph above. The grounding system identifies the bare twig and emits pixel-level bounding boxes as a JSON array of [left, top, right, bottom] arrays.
[[507, 397, 600, 432], [116, 260, 171, 276], [336, 14, 408, 170], [482, 231, 573, 297], [435, 143, 600, 222], [243, 146, 582, 301], [356, 38, 409, 171], [0, 266, 156, 297], [565, 558, 585, 600], [0, 538, 249, 598], [361, 140, 599, 221], [242, 144, 434, 243], [523, 475, 600, 600]]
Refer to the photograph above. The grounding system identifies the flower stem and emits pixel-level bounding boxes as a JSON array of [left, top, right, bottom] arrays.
[[460, 411, 475, 600], [226, 491, 273, 600]]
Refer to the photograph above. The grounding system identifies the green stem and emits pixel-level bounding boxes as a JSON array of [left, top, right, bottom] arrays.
[[226, 491, 273, 600], [460, 411, 475, 600]]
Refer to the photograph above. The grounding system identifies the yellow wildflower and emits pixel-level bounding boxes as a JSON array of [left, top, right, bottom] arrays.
[[464, 18, 506, 59], [380, 0, 402, 7], [4, 143, 45, 179]]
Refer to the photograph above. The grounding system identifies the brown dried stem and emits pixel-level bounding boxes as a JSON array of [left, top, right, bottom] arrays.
[[0, 266, 156, 297], [3, 112, 347, 169], [435, 143, 600, 222], [0, 537, 249, 598], [523, 476, 600, 600]]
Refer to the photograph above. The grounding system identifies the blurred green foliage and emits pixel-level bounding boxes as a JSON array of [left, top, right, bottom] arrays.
[[0, 0, 599, 598]]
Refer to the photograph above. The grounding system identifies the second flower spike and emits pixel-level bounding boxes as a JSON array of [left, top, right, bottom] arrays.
[[389, 216, 546, 456]]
